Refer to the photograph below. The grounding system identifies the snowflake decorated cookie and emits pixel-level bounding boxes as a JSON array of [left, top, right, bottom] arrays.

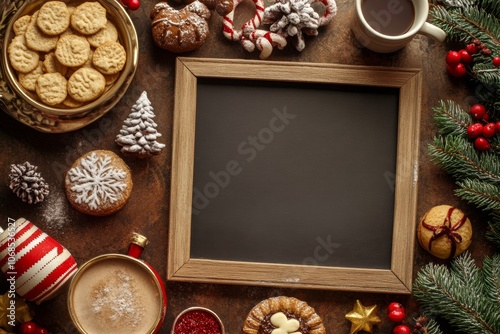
[[65, 150, 133, 216]]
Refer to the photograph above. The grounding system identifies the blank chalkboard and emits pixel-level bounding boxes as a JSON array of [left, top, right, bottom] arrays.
[[168, 58, 421, 294]]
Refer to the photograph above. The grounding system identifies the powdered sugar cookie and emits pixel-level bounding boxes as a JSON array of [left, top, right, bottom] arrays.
[[43, 52, 68, 76], [13, 15, 31, 35], [25, 11, 59, 52], [35, 72, 68, 106], [8, 35, 40, 74], [71, 2, 107, 35], [55, 34, 91, 67], [18, 61, 43, 91], [92, 41, 126, 75], [37, 1, 70, 36], [65, 150, 133, 216], [87, 21, 118, 48], [67, 67, 106, 102]]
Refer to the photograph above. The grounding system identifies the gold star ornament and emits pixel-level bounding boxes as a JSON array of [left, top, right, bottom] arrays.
[[345, 300, 381, 334]]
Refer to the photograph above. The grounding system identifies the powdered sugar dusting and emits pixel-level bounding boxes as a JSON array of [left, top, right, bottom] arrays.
[[91, 270, 145, 328]]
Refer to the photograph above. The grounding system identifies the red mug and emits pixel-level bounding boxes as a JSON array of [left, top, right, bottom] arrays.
[[0, 218, 78, 303]]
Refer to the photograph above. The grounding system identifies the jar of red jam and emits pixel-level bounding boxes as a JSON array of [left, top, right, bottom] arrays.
[[171, 307, 225, 334]]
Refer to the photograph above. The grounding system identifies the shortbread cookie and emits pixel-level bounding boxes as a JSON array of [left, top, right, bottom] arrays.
[[42, 52, 68, 76], [243, 296, 326, 334], [67, 67, 106, 102], [18, 61, 43, 91], [70, 2, 107, 35], [25, 11, 59, 52], [417, 205, 472, 260], [35, 72, 68, 106], [104, 72, 120, 86], [62, 95, 84, 108], [55, 34, 91, 67], [37, 1, 70, 36], [8, 35, 39, 74], [65, 150, 133, 216], [13, 15, 31, 35], [92, 41, 126, 75], [87, 20, 118, 48]]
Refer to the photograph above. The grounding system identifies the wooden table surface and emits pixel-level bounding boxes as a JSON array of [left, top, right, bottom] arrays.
[[0, 0, 497, 333]]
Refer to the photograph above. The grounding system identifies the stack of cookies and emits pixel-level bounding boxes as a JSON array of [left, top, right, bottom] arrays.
[[7, 1, 127, 108]]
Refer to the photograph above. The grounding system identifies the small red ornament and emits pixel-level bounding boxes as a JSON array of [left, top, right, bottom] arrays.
[[493, 57, 500, 67], [446, 50, 461, 66], [483, 113, 490, 122], [20, 322, 37, 334], [122, 0, 140, 10], [482, 123, 497, 138], [467, 123, 483, 138], [447, 63, 466, 78], [474, 137, 491, 151], [459, 49, 474, 64], [393, 324, 411, 334], [388, 308, 406, 323], [466, 43, 478, 55], [470, 104, 487, 119]]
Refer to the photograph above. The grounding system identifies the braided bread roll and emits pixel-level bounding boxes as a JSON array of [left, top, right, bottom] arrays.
[[243, 296, 326, 334]]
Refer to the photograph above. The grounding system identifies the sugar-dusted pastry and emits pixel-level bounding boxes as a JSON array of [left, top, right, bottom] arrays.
[[65, 150, 133, 216], [243, 296, 326, 334], [417, 205, 473, 260]]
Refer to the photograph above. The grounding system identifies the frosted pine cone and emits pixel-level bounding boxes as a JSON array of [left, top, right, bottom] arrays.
[[9, 162, 49, 204], [116, 91, 166, 158], [263, 0, 320, 51]]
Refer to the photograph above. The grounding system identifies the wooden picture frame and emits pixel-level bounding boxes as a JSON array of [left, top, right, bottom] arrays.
[[168, 57, 421, 294]]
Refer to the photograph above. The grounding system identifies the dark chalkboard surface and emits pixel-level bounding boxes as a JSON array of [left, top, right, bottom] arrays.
[[168, 58, 421, 293], [191, 80, 398, 269]]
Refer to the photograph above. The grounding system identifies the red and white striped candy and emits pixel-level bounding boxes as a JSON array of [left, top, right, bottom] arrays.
[[0, 218, 78, 303]]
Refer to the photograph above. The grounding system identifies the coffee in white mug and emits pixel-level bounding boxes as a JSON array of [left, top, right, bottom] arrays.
[[361, 0, 415, 36]]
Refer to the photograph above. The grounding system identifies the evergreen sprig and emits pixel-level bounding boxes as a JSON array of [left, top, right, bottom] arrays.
[[455, 179, 500, 211], [413, 252, 500, 334]]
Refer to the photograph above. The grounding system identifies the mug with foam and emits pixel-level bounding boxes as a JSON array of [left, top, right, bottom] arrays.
[[353, 0, 446, 53]]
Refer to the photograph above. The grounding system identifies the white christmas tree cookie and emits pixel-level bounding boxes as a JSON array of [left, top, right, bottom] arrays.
[[65, 150, 133, 216], [116, 91, 166, 158]]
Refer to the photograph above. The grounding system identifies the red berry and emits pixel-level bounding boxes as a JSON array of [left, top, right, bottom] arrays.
[[387, 302, 404, 312], [470, 104, 487, 118], [466, 43, 478, 55], [474, 137, 491, 151], [20, 322, 38, 334], [467, 123, 484, 138], [123, 0, 140, 10], [459, 49, 474, 64], [495, 121, 500, 133], [482, 123, 497, 138], [393, 324, 411, 334], [388, 308, 406, 322], [493, 57, 500, 67], [447, 63, 467, 78], [446, 50, 461, 66]]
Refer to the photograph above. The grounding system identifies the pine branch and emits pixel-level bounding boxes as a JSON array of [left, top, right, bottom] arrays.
[[429, 136, 500, 184], [487, 215, 500, 248], [433, 100, 471, 136], [413, 252, 500, 334], [455, 179, 500, 211], [482, 254, 500, 303], [425, 318, 445, 334]]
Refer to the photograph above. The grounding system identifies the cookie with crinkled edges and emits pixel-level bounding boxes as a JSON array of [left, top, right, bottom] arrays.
[[37, 1, 70, 36], [35, 72, 68, 106], [70, 2, 107, 35], [19, 61, 43, 91], [92, 41, 126, 75], [25, 11, 59, 52], [8, 35, 39, 74], [243, 296, 326, 334], [67, 67, 106, 103]]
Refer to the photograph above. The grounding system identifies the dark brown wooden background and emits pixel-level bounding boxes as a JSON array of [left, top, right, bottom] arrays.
[[0, 0, 496, 333]]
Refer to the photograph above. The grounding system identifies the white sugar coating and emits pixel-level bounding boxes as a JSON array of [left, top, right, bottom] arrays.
[[71, 258, 162, 334]]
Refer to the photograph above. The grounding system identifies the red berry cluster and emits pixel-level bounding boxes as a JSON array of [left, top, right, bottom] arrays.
[[446, 40, 500, 78], [19, 321, 48, 334], [388, 302, 411, 334], [466, 103, 499, 151]]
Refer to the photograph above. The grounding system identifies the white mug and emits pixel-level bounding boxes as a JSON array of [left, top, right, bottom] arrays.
[[353, 0, 446, 53]]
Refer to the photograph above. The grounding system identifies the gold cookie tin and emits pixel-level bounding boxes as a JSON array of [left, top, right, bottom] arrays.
[[0, 0, 138, 133]]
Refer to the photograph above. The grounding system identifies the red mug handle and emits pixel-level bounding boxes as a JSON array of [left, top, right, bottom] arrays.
[[127, 233, 167, 334]]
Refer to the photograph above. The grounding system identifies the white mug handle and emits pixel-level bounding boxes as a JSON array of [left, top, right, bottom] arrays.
[[418, 22, 446, 42]]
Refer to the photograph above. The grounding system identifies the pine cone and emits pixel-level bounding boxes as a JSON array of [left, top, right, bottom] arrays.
[[9, 162, 49, 204]]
